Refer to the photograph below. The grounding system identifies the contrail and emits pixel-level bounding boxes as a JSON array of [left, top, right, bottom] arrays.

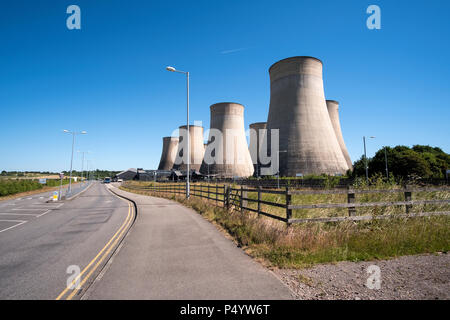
[[220, 47, 249, 54]]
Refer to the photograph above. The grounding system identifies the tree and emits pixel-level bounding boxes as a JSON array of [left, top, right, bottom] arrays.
[[352, 144, 449, 180]]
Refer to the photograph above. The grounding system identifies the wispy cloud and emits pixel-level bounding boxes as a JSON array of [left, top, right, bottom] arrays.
[[220, 47, 249, 54]]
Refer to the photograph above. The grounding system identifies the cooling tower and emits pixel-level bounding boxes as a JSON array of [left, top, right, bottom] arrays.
[[326, 100, 353, 170], [200, 102, 254, 178], [173, 125, 205, 172], [266, 56, 349, 176], [249, 122, 267, 177], [157, 136, 179, 170]]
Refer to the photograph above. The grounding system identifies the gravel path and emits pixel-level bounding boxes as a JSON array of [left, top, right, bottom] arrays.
[[274, 253, 449, 300]]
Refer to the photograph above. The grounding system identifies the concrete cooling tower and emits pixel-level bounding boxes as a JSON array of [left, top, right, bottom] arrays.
[[266, 56, 349, 176], [173, 125, 205, 172], [200, 102, 254, 178], [157, 136, 179, 170], [326, 100, 353, 170], [249, 122, 267, 177]]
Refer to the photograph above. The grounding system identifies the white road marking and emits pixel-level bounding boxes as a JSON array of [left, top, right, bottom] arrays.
[[0, 213, 40, 216], [0, 220, 27, 233], [12, 208, 49, 211], [27, 198, 33, 200], [37, 210, 51, 217]]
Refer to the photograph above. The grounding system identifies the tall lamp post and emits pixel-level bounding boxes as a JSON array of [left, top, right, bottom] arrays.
[[363, 136, 375, 183], [277, 150, 287, 189], [77, 150, 90, 183], [63, 130, 87, 194], [166, 65, 190, 198], [384, 146, 389, 179]]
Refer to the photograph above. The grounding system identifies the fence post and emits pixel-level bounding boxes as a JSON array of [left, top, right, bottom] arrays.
[[225, 186, 230, 210], [257, 186, 261, 217], [216, 185, 218, 204], [404, 188, 412, 213], [240, 186, 243, 213], [347, 188, 356, 216], [285, 187, 292, 225]]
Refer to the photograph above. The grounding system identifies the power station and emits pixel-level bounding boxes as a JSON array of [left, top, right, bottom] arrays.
[[326, 100, 353, 170], [249, 122, 267, 177], [266, 56, 349, 176], [200, 102, 254, 178], [153, 56, 352, 179], [157, 136, 179, 170], [173, 125, 205, 172]]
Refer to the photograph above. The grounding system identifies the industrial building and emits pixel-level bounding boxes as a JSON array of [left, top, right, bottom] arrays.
[[248, 122, 267, 177], [173, 125, 205, 172], [157, 136, 179, 170], [326, 100, 353, 170], [200, 102, 254, 178], [265, 56, 349, 176]]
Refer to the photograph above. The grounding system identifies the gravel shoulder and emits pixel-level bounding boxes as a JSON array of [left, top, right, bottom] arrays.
[[274, 253, 449, 300]]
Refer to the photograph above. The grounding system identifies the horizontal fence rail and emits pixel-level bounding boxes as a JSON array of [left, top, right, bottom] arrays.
[[122, 183, 450, 225]]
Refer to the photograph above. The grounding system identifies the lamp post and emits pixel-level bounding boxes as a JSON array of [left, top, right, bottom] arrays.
[[77, 150, 90, 183], [63, 130, 87, 194], [384, 146, 389, 179], [277, 150, 287, 189], [363, 136, 375, 184], [166, 66, 190, 198]]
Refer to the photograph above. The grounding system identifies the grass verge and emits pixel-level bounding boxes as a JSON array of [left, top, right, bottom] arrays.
[[121, 186, 450, 268]]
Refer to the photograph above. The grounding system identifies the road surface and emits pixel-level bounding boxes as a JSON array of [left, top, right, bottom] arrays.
[[85, 185, 294, 299], [0, 182, 132, 299]]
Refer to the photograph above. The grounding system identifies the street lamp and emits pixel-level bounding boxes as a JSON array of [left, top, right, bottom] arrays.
[[363, 136, 375, 184], [166, 65, 190, 198], [277, 150, 287, 189], [384, 146, 389, 179], [77, 150, 90, 183], [63, 130, 87, 194]]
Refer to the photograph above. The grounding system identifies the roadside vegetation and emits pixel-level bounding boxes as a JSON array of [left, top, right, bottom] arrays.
[[121, 181, 450, 268], [0, 178, 72, 197]]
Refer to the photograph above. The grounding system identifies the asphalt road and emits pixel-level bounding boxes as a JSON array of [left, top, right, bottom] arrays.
[[86, 185, 294, 299], [0, 182, 131, 300]]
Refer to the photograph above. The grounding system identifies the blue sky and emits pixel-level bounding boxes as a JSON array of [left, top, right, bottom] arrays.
[[1, 0, 449, 172]]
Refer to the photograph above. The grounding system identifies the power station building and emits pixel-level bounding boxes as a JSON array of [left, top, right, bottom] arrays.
[[173, 125, 205, 172], [265, 56, 349, 176], [248, 122, 267, 177], [200, 102, 254, 178], [326, 100, 353, 170], [157, 136, 179, 170]]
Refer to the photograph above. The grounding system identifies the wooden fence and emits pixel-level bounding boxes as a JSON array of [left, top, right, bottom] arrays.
[[123, 183, 450, 225]]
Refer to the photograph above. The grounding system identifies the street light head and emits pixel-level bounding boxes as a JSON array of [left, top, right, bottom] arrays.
[[166, 66, 176, 72], [370, 136, 376, 139], [81, 131, 87, 134], [63, 129, 69, 133]]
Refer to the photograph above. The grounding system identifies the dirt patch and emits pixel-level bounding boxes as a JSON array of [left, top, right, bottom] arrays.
[[274, 253, 449, 300]]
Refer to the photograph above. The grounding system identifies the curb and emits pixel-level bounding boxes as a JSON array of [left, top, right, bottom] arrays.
[[64, 181, 95, 201]]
